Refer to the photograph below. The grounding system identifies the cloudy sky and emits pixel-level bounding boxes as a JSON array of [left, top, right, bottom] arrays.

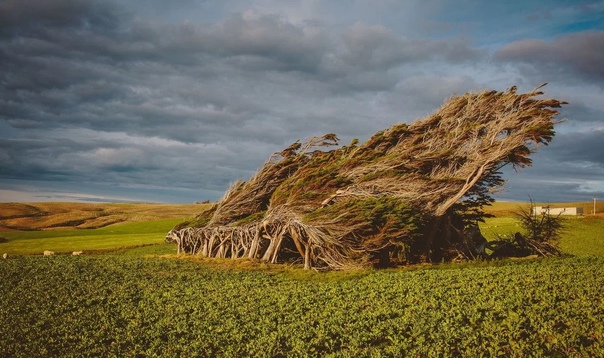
[[1, 0, 603, 204]]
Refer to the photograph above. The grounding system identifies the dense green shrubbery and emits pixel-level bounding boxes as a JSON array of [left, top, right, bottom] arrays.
[[1, 255, 602, 357]]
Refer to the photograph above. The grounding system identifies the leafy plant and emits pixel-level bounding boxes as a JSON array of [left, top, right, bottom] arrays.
[[0, 255, 602, 357]]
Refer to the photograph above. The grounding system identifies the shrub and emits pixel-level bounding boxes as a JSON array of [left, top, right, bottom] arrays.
[[514, 199, 564, 243]]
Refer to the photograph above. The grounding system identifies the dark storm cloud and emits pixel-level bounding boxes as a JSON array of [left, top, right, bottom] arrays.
[[559, 101, 604, 125], [340, 22, 482, 70], [202, 12, 329, 72], [319, 22, 483, 92], [1, 0, 602, 203], [497, 127, 604, 202], [0, 130, 261, 197], [385, 75, 480, 118], [0, 1, 483, 142], [0, 0, 122, 37], [545, 129, 604, 166], [494, 31, 604, 85], [498, 177, 604, 203]]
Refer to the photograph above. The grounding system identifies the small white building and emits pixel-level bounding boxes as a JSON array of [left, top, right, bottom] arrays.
[[533, 206, 584, 216]]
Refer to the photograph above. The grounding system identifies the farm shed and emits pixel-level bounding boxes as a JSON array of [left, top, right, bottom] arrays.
[[533, 206, 584, 216]]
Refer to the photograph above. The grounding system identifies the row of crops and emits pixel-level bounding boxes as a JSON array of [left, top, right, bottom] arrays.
[[1, 254, 602, 357]]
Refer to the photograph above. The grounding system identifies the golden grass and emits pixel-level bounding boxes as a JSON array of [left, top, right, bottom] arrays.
[[0, 202, 209, 231], [483, 201, 604, 217]]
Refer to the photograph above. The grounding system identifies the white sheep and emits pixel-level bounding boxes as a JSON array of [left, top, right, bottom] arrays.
[[2, 253, 6, 260], [72, 251, 83, 256], [43, 250, 55, 256]]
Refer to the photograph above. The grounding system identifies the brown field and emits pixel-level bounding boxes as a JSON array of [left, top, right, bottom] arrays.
[[483, 200, 604, 217], [0, 202, 209, 231]]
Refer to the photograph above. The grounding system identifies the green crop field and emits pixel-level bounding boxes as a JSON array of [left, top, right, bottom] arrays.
[[1, 202, 603, 356], [1, 254, 602, 357]]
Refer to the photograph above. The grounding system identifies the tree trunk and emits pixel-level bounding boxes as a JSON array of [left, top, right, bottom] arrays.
[[376, 248, 391, 268], [422, 216, 444, 262], [304, 245, 312, 270]]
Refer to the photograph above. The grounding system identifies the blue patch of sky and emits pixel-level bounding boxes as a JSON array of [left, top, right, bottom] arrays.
[[556, 18, 604, 33], [425, 0, 602, 48]]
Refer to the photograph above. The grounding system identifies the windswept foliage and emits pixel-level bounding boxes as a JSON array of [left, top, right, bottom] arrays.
[[169, 85, 566, 269]]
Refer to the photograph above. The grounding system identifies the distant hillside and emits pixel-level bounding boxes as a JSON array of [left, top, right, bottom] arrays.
[[2, 201, 599, 232], [0, 202, 208, 231], [483, 201, 604, 217]]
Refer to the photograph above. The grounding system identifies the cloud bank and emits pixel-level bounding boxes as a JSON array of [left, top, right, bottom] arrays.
[[1, 0, 603, 203]]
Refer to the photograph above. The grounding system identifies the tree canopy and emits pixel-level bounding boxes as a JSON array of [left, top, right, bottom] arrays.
[[168, 85, 566, 269]]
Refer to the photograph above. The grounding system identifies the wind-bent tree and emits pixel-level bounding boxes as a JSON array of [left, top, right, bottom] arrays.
[[168, 84, 566, 269]]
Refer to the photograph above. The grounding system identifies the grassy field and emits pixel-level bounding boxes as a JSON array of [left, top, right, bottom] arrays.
[[0, 219, 187, 254], [0, 201, 603, 356], [479, 201, 604, 257], [479, 215, 604, 257], [0, 202, 207, 255]]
